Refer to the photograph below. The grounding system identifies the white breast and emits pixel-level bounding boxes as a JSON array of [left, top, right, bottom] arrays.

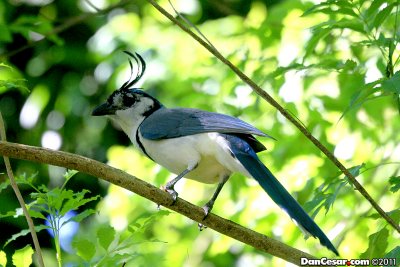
[[139, 132, 250, 184]]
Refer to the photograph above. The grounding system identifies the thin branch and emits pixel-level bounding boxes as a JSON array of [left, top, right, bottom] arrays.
[[145, 0, 400, 233], [0, 115, 45, 267], [0, 141, 321, 266], [84, 0, 102, 12], [167, 0, 216, 50]]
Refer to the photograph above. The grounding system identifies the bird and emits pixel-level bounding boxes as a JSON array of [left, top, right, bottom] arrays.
[[92, 51, 339, 256]]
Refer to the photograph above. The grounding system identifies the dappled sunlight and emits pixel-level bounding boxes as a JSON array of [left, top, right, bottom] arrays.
[[334, 136, 356, 160], [19, 85, 50, 129], [41, 130, 62, 150], [107, 145, 155, 178], [101, 185, 132, 231]]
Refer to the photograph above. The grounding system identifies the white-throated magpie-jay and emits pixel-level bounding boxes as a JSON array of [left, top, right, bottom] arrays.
[[92, 52, 339, 255]]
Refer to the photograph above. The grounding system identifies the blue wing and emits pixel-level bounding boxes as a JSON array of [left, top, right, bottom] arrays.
[[223, 134, 339, 256], [140, 108, 274, 152]]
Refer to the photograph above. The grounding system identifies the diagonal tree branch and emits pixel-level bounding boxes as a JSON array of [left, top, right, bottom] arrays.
[[0, 141, 323, 266], [145, 0, 400, 233]]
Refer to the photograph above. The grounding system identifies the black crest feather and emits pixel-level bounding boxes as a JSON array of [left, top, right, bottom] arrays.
[[119, 51, 146, 91]]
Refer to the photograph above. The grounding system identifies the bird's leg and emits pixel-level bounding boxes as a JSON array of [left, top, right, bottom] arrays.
[[163, 163, 197, 204], [198, 174, 230, 230]]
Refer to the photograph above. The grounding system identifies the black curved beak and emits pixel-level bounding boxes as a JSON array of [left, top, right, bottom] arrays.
[[92, 102, 116, 116]]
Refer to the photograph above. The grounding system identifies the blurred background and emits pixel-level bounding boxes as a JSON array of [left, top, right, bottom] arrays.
[[0, 0, 399, 266]]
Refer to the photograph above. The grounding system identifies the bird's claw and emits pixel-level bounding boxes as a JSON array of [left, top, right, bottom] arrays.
[[161, 186, 178, 205], [198, 222, 207, 231], [197, 201, 214, 231], [202, 205, 211, 220], [202, 200, 214, 219]]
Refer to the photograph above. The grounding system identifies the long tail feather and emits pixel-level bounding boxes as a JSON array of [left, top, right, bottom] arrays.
[[226, 135, 339, 255]]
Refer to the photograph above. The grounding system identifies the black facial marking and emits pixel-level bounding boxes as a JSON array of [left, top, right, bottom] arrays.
[[141, 104, 155, 117], [122, 92, 138, 107]]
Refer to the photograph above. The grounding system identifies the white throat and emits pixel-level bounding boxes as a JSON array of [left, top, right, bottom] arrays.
[[109, 97, 155, 147]]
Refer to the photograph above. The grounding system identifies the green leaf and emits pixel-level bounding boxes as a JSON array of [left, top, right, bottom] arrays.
[[0, 210, 16, 219], [389, 176, 400, 193], [333, 18, 365, 33], [304, 27, 331, 60], [302, 1, 355, 17], [360, 227, 389, 258], [60, 191, 100, 216], [357, 33, 394, 50], [270, 63, 308, 78], [0, 63, 13, 69], [348, 163, 366, 177], [323, 182, 345, 214], [27, 209, 46, 220], [304, 192, 326, 214], [390, 209, 400, 224], [0, 24, 11, 42], [61, 209, 97, 227], [340, 79, 383, 119], [302, 2, 331, 16], [337, 6, 357, 17], [365, 0, 387, 20], [97, 252, 140, 267], [0, 79, 29, 94], [16, 173, 38, 186], [12, 245, 33, 267], [40, 188, 63, 211], [384, 246, 400, 265], [304, 177, 348, 217], [367, 209, 400, 225], [63, 169, 79, 181], [72, 238, 96, 261], [372, 3, 395, 29], [381, 72, 400, 94], [0, 250, 6, 267], [0, 179, 10, 193], [0, 181, 9, 194], [4, 225, 49, 247], [128, 210, 172, 233], [97, 225, 116, 251]]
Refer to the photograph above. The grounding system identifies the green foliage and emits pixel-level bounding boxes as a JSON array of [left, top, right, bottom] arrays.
[[301, 0, 400, 115], [360, 227, 389, 258], [304, 178, 347, 218], [0, 170, 172, 266], [385, 246, 400, 264], [71, 210, 170, 266], [3, 225, 48, 248], [0, 246, 37, 267], [0, 171, 99, 266], [304, 164, 365, 218], [0, 250, 5, 266], [11, 245, 33, 267], [97, 224, 115, 251], [389, 176, 400, 193], [0, 63, 28, 94]]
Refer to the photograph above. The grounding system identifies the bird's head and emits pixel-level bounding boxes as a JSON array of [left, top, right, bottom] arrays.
[[92, 52, 162, 120]]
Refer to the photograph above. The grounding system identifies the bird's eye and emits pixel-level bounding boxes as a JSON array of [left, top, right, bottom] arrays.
[[122, 94, 137, 107]]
